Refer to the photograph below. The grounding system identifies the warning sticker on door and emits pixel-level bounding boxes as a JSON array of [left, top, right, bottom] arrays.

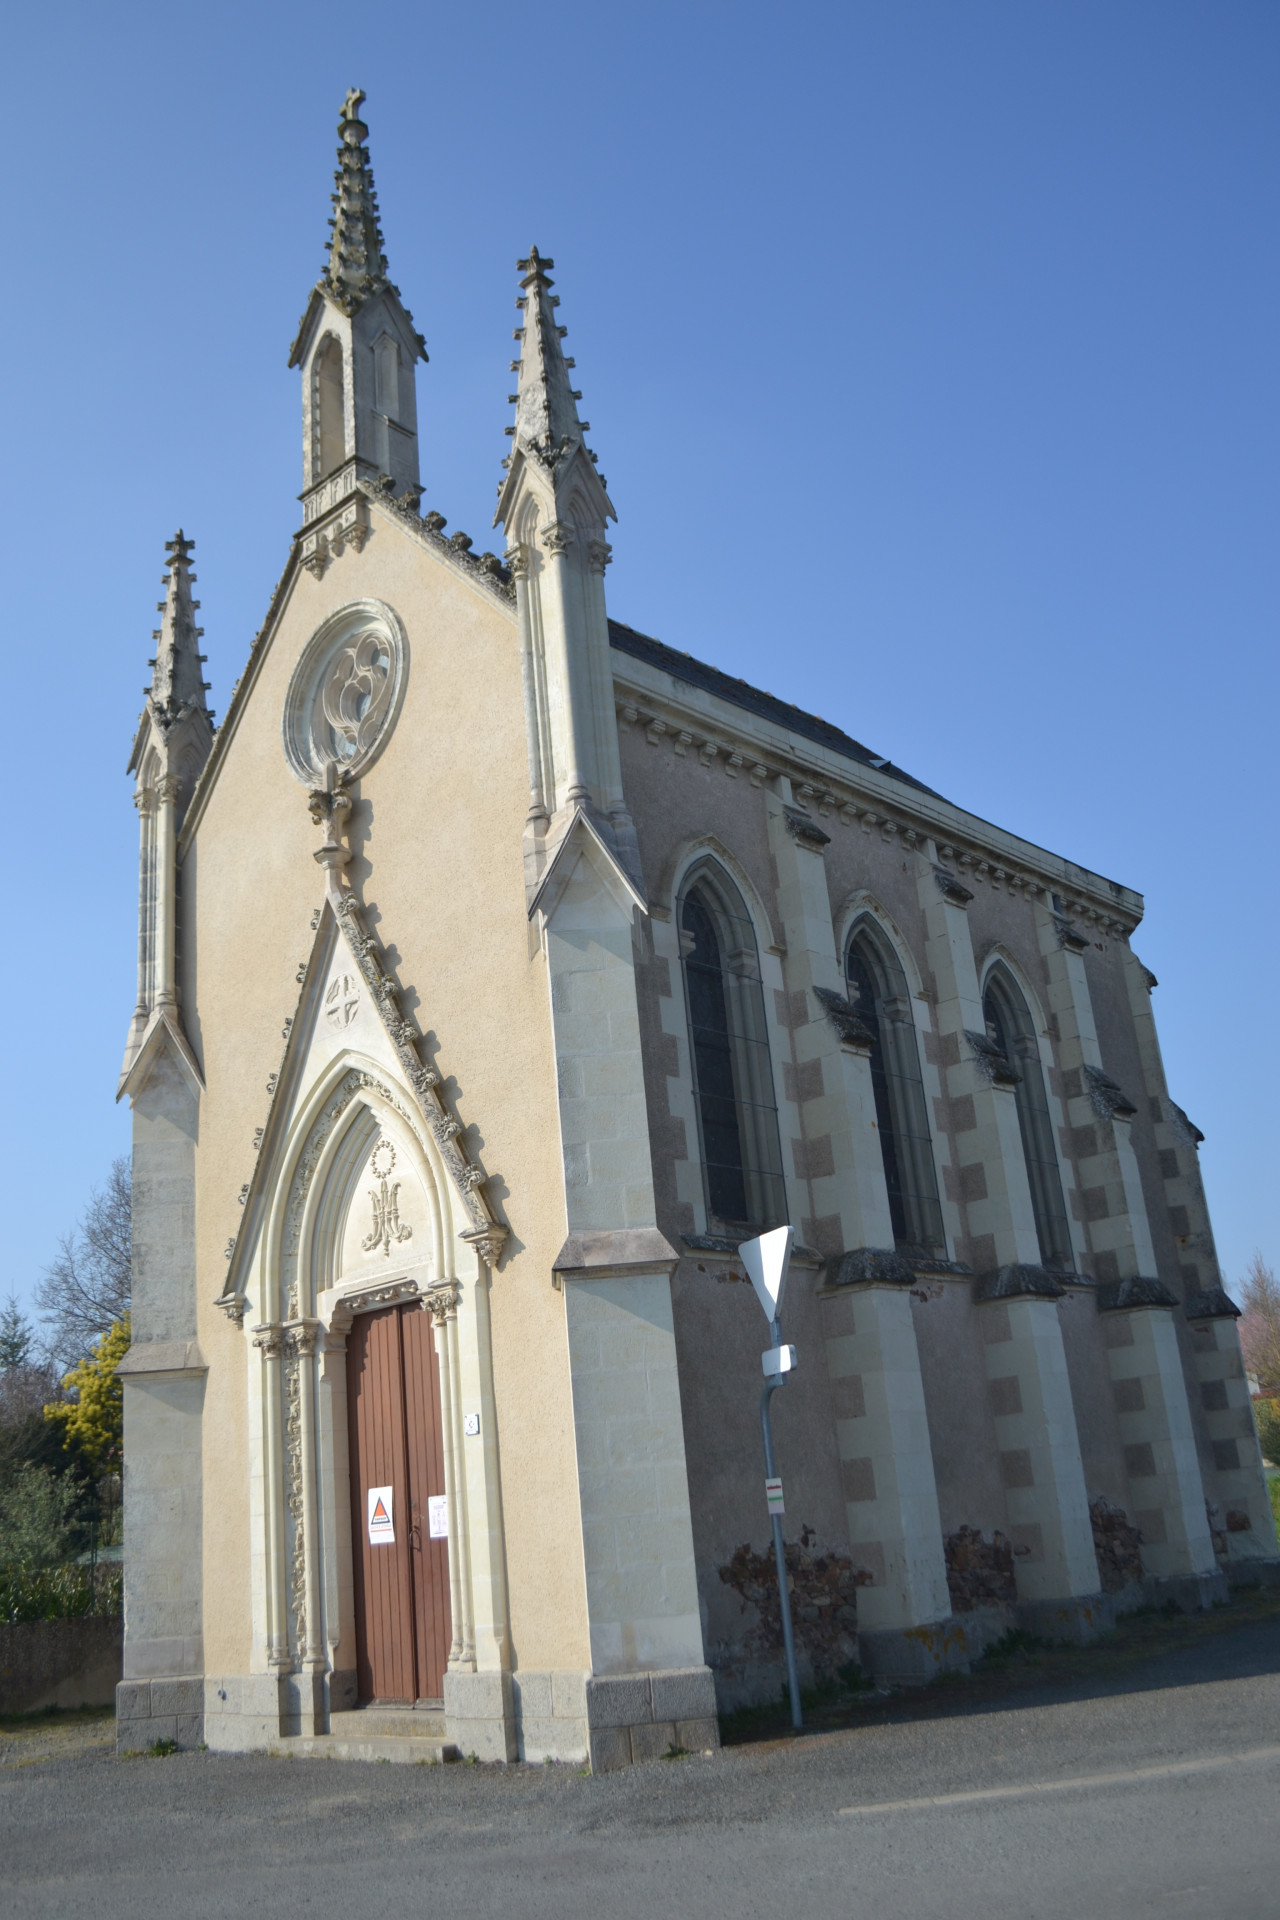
[[367, 1486, 395, 1545], [427, 1494, 448, 1540]]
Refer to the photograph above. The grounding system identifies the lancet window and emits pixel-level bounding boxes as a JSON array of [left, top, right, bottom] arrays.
[[315, 336, 346, 480], [679, 864, 787, 1233], [982, 967, 1074, 1271], [845, 922, 945, 1253]]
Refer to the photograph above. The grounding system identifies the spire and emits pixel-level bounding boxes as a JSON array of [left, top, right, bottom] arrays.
[[321, 88, 394, 316], [496, 246, 613, 527], [287, 90, 426, 503], [148, 532, 211, 726]]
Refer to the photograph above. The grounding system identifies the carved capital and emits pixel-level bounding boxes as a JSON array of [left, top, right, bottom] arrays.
[[286, 1321, 323, 1357], [214, 1293, 247, 1326], [586, 538, 612, 574], [422, 1281, 462, 1326], [252, 1323, 285, 1359], [307, 783, 352, 830], [539, 521, 573, 556], [156, 774, 182, 806], [461, 1224, 508, 1269], [504, 542, 530, 580], [133, 787, 158, 817]]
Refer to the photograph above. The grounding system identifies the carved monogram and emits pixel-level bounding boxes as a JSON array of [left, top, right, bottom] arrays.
[[361, 1138, 413, 1258]]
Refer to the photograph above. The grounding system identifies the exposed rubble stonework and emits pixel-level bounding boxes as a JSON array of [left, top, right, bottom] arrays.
[[1089, 1497, 1145, 1594], [115, 90, 1278, 1769], [717, 1530, 870, 1682], [944, 1527, 1019, 1613]]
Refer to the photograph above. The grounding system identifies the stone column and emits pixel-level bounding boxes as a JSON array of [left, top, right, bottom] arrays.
[[917, 857, 1043, 1272], [918, 857, 1102, 1633], [1098, 1285, 1223, 1602], [425, 1288, 466, 1670], [290, 1322, 327, 1734], [536, 825, 716, 1770], [1035, 904, 1159, 1286], [1119, 948, 1225, 1303], [114, 1035, 206, 1755], [759, 787, 956, 1674], [126, 787, 157, 1056], [317, 1326, 356, 1713], [764, 783, 900, 1259], [1186, 1302, 1280, 1575], [977, 1280, 1105, 1639], [252, 1325, 290, 1680], [153, 773, 180, 1009], [820, 1277, 959, 1678]]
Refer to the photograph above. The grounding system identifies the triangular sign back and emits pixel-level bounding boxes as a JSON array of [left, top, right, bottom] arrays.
[[739, 1225, 794, 1323]]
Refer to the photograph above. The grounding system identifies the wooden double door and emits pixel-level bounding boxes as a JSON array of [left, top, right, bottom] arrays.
[[346, 1303, 452, 1703]]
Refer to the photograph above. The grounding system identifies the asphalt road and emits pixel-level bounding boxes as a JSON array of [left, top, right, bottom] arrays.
[[5, 1615, 1279, 1920]]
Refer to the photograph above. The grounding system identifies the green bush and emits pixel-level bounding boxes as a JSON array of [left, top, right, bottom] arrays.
[[1253, 1396, 1280, 1467], [0, 1463, 81, 1570], [0, 1561, 121, 1624]]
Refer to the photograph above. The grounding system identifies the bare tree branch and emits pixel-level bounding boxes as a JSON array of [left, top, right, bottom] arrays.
[[37, 1159, 131, 1370], [1237, 1252, 1280, 1395]]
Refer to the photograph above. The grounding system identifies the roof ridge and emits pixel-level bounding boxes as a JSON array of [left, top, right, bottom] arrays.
[[606, 618, 941, 799]]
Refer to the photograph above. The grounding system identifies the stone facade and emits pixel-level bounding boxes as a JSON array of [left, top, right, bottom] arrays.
[[115, 92, 1277, 1768]]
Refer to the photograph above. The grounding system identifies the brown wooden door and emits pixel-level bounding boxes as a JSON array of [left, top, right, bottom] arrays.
[[347, 1303, 452, 1703]]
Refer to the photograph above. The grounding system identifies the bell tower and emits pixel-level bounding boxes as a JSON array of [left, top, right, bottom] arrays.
[[288, 90, 427, 505]]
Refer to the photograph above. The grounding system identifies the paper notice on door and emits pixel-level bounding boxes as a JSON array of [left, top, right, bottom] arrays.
[[427, 1495, 448, 1540], [367, 1485, 395, 1545]]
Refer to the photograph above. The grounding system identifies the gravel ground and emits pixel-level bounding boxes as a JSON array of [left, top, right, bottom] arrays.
[[4, 1605, 1279, 1919]]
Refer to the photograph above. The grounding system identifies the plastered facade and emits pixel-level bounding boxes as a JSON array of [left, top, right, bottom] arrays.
[[115, 94, 1277, 1768]]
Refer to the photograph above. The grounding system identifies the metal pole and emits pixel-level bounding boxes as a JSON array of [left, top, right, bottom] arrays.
[[761, 1317, 803, 1732]]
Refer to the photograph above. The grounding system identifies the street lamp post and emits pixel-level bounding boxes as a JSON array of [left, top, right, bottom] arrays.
[[739, 1225, 803, 1733]]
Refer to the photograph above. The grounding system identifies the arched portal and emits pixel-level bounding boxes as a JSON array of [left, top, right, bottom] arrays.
[[254, 1063, 477, 1709]]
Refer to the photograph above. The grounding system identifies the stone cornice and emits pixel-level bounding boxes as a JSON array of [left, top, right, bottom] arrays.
[[612, 660, 1144, 936]]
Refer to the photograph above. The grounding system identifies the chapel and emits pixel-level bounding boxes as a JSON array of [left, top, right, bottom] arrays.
[[114, 91, 1277, 1767]]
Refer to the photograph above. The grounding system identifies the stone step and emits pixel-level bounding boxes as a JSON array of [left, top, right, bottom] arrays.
[[269, 1733, 461, 1765], [331, 1706, 448, 1740]]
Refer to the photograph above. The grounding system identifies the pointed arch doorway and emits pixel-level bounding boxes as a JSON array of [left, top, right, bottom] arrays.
[[346, 1301, 452, 1704]]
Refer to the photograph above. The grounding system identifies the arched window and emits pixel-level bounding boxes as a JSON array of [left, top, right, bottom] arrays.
[[679, 864, 786, 1232], [315, 337, 346, 479], [845, 922, 944, 1253], [983, 967, 1073, 1271]]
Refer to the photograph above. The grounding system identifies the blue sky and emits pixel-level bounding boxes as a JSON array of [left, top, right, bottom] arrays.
[[3, 0, 1275, 1317]]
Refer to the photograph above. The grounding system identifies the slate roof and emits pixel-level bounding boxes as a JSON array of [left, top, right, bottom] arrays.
[[607, 619, 943, 801]]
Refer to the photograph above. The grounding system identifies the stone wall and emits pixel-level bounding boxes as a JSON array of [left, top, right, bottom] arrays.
[[0, 1617, 122, 1715]]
